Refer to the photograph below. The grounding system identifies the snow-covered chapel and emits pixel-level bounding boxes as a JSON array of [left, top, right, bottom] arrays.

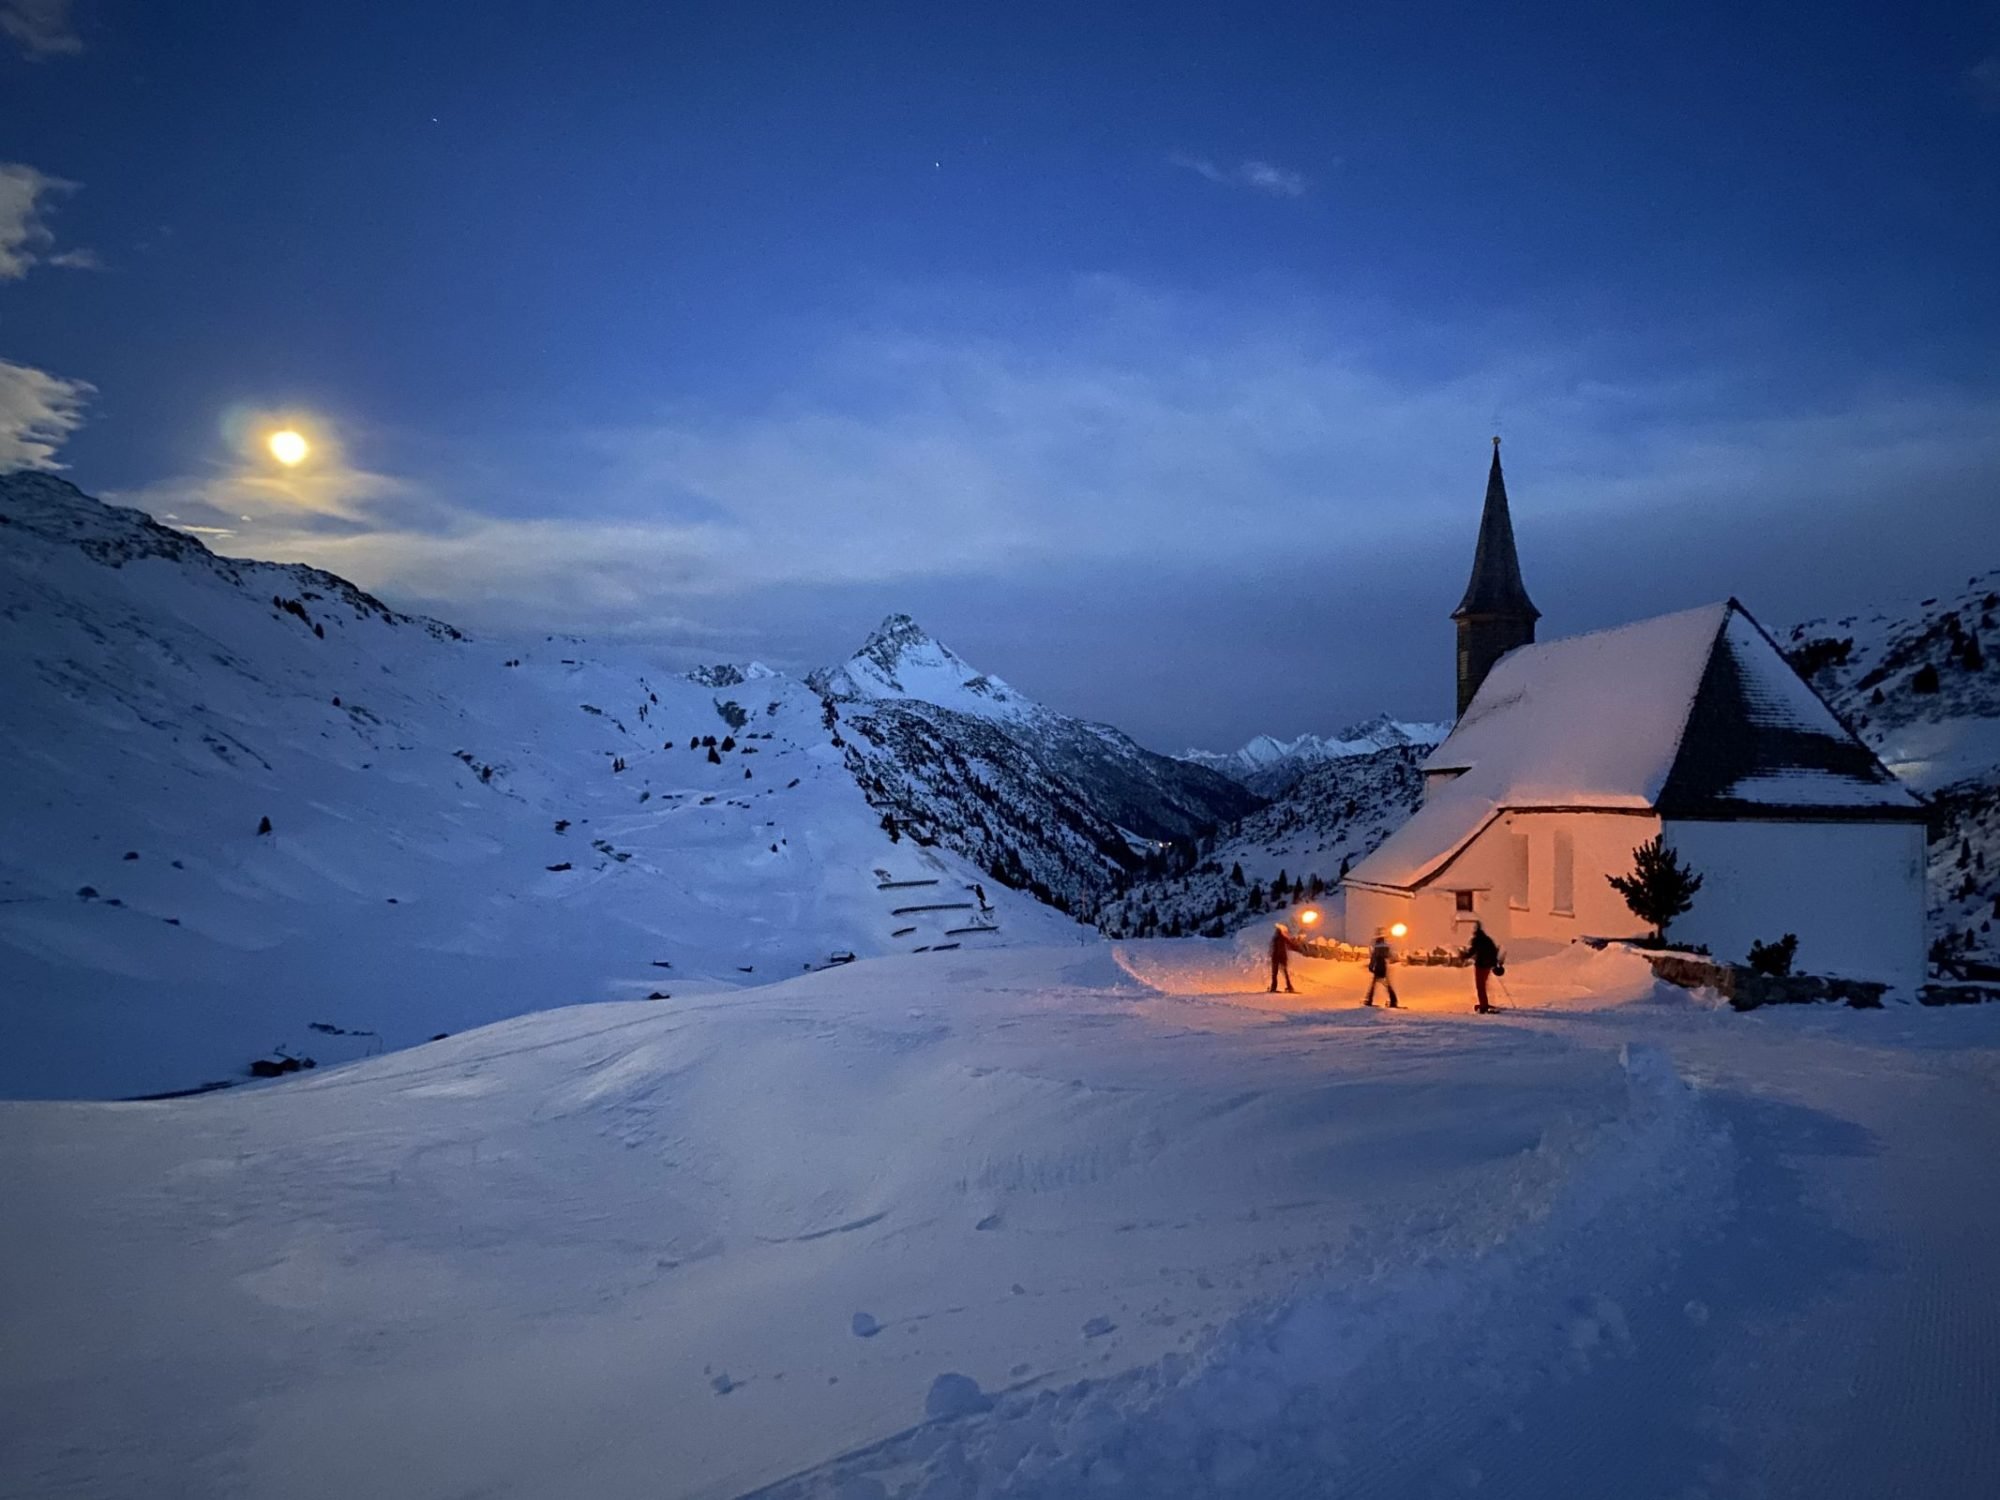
[[1342, 443, 1929, 983]]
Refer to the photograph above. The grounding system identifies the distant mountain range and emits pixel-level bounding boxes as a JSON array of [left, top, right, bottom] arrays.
[[1181, 716, 1448, 796]]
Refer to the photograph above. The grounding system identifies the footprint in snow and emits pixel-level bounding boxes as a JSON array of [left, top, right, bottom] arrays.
[[1082, 1315, 1116, 1339], [851, 1311, 881, 1338], [710, 1372, 740, 1395]]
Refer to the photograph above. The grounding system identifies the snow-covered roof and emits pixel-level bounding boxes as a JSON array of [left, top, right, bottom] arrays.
[[1348, 600, 1922, 892]]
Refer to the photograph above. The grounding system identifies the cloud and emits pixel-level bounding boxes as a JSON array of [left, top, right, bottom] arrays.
[[1238, 160, 1310, 197], [110, 408, 428, 538], [1972, 54, 2000, 112], [1169, 153, 1310, 198], [47, 246, 102, 271], [0, 0, 80, 58], [110, 283, 2000, 707], [0, 162, 82, 280], [0, 357, 93, 470]]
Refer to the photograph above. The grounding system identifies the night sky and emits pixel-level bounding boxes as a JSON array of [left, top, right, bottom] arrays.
[[4, 1, 1998, 750]]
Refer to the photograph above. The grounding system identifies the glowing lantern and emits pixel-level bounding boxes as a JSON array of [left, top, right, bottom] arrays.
[[1298, 908, 1320, 927], [1390, 922, 1409, 939]]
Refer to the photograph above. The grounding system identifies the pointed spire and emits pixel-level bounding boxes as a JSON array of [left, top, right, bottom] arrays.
[[1452, 437, 1540, 623]]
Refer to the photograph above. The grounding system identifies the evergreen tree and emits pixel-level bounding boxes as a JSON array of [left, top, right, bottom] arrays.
[[1230, 862, 1245, 885], [1607, 836, 1704, 942]]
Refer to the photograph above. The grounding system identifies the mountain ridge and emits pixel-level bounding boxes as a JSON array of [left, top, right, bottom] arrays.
[[1181, 714, 1449, 796]]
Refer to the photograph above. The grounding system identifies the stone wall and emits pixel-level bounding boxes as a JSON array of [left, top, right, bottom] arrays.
[[1645, 948, 1892, 1010]]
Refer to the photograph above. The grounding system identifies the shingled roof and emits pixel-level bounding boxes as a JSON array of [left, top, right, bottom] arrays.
[[1347, 600, 1922, 892]]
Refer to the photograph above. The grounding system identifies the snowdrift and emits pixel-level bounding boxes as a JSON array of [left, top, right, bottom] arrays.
[[0, 944, 1733, 1500]]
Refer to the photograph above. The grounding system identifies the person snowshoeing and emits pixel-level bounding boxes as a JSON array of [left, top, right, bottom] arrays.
[[1269, 922, 1300, 994], [1467, 920, 1501, 1013], [1365, 928, 1399, 1008]]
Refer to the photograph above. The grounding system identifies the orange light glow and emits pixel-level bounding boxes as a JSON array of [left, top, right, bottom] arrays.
[[1390, 922, 1409, 939], [1298, 908, 1321, 926]]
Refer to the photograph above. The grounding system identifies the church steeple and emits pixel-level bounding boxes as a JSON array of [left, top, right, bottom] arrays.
[[1451, 438, 1540, 718]]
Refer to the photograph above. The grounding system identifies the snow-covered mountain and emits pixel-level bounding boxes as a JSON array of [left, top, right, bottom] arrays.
[[808, 613, 1033, 720], [1100, 743, 1429, 937], [0, 474, 1088, 1098], [816, 616, 1262, 915], [1183, 715, 1448, 796], [1784, 569, 2000, 979]]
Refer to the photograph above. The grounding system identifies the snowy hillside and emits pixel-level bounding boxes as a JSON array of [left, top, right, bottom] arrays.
[[1100, 743, 1427, 937], [9, 940, 2000, 1499], [1786, 568, 2000, 977], [0, 474, 1081, 1098], [819, 616, 1260, 916], [1181, 714, 1446, 795]]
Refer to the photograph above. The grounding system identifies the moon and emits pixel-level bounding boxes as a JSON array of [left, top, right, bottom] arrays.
[[268, 430, 309, 466]]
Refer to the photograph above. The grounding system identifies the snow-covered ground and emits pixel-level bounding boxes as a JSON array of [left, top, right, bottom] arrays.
[[6, 940, 1997, 1499]]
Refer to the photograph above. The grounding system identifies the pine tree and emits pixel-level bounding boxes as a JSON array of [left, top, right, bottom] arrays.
[[1230, 862, 1245, 886], [1606, 836, 1704, 942]]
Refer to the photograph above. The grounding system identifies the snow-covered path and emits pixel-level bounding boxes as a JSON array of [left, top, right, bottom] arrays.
[[3, 942, 1997, 1498]]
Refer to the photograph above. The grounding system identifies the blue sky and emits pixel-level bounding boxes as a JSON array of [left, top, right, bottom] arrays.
[[4, 0, 1998, 748]]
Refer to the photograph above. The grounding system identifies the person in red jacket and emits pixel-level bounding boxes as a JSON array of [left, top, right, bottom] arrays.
[[1269, 922, 1301, 993]]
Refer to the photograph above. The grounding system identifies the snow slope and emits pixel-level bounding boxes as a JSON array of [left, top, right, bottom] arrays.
[[1099, 743, 1427, 937], [809, 614, 1036, 721], [6, 941, 1997, 1499], [0, 473, 1079, 1098]]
